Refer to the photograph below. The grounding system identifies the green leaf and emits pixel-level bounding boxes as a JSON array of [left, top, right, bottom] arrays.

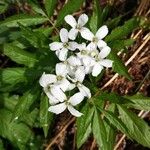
[[21, 108, 39, 127], [98, 107, 129, 136], [117, 105, 150, 148], [0, 138, 4, 150], [34, 27, 53, 37], [19, 24, 49, 49], [95, 91, 131, 104], [0, 1, 8, 14], [124, 94, 150, 110], [106, 16, 121, 30], [104, 104, 116, 150], [40, 94, 53, 137], [76, 103, 94, 148], [0, 109, 35, 149], [29, 1, 46, 16], [109, 51, 131, 80], [106, 17, 140, 42], [109, 39, 134, 52], [99, 5, 111, 26], [45, 0, 57, 17], [56, 0, 84, 26], [0, 68, 27, 91], [89, 0, 102, 33], [4, 44, 38, 67], [0, 14, 48, 28], [92, 107, 108, 150], [12, 87, 40, 121], [0, 93, 18, 111]]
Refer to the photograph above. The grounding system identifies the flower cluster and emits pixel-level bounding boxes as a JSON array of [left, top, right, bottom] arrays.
[[39, 14, 113, 117]]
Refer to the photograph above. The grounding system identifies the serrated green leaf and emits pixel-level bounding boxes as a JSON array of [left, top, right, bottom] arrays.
[[4, 44, 38, 67], [21, 108, 39, 127], [19, 24, 49, 49], [0, 67, 27, 91], [100, 5, 111, 26], [117, 105, 150, 148], [12, 87, 40, 121], [95, 91, 131, 104], [106, 17, 140, 42], [0, 93, 18, 111], [124, 94, 150, 110], [56, 0, 84, 26], [89, 0, 102, 33], [109, 51, 131, 80], [0, 1, 8, 14], [92, 107, 108, 150], [109, 39, 134, 52], [0, 14, 48, 28], [45, 0, 57, 17], [40, 94, 53, 137], [29, 1, 46, 16], [76, 103, 94, 148], [34, 27, 53, 37], [106, 16, 121, 30], [98, 107, 129, 136], [0, 109, 35, 149], [104, 104, 116, 150]]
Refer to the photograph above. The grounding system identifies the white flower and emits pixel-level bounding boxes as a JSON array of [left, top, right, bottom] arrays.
[[49, 28, 78, 61], [48, 92, 84, 117], [92, 46, 113, 77], [67, 66, 91, 98], [39, 63, 72, 92], [66, 55, 82, 77], [76, 43, 98, 74], [81, 25, 108, 49], [39, 74, 67, 104], [65, 14, 89, 40]]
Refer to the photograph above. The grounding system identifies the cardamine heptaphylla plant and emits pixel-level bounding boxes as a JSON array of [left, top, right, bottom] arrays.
[[39, 14, 113, 117]]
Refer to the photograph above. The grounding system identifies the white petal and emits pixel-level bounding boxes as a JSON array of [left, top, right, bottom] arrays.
[[97, 40, 107, 49], [85, 66, 93, 74], [68, 28, 78, 40], [39, 73, 57, 87], [78, 43, 86, 51], [66, 83, 76, 91], [92, 63, 103, 77], [82, 56, 94, 66], [99, 59, 113, 68], [67, 56, 81, 66], [99, 46, 111, 59], [78, 14, 88, 27], [78, 84, 91, 98], [75, 66, 85, 83], [80, 27, 94, 41], [69, 92, 84, 106], [96, 25, 108, 39], [64, 15, 77, 28], [87, 42, 96, 50], [67, 66, 76, 77], [49, 42, 63, 51], [59, 78, 70, 92], [68, 42, 78, 51], [60, 28, 69, 43], [67, 105, 83, 117], [48, 94, 60, 105], [57, 48, 68, 61], [51, 86, 67, 102], [56, 63, 68, 77], [48, 103, 67, 114]]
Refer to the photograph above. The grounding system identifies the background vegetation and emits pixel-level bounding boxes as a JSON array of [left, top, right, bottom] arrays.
[[0, 0, 150, 150]]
